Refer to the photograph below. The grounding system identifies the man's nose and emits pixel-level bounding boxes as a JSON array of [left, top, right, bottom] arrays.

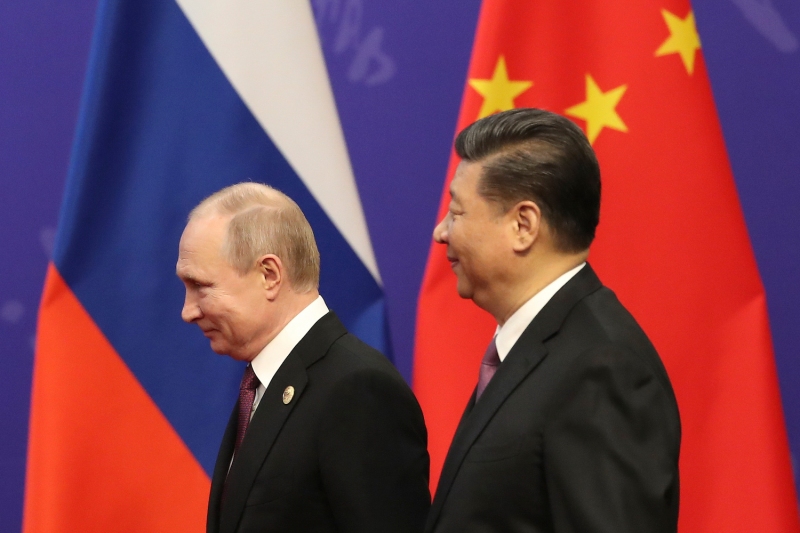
[[433, 217, 448, 244], [181, 293, 201, 323]]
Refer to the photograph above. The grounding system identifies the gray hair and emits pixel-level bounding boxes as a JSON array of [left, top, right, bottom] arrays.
[[190, 182, 320, 292]]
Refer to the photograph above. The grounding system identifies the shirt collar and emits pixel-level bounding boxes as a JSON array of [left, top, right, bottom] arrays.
[[250, 295, 329, 388], [495, 263, 585, 361]]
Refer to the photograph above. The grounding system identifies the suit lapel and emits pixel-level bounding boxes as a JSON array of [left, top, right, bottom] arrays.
[[216, 312, 348, 533], [428, 340, 549, 528], [427, 264, 604, 529]]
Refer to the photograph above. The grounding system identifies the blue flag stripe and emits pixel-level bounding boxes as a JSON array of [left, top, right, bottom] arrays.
[[54, 0, 388, 475]]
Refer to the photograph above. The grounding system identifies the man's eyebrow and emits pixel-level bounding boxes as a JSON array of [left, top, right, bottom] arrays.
[[177, 270, 203, 284]]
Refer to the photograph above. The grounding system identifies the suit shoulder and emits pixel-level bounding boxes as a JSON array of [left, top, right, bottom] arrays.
[[309, 332, 407, 388], [575, 287, 649, 342], [311, 333, 426, 436], [566, 288, 661, 362], [554, 286, 677, 402]]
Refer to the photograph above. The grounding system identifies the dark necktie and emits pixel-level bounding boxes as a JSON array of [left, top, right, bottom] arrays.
[[235, 364, 261, 454], [476, 337, 500, 401], [222, 365, 261, 503]]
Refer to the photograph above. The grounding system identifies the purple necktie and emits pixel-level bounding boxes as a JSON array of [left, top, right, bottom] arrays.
[[223, 365, 261, 503], [476, 337, 500, 401], [235, 364, 261, 454]]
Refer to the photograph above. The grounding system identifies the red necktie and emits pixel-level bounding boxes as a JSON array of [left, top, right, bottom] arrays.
[[476, 337, 500, 401], [235, 364, 261, 454]]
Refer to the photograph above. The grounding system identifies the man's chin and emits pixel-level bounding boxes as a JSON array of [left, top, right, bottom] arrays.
[[455, 282, 473, 300], [213, 344, 255, 362], [207, 339, 230, 356]]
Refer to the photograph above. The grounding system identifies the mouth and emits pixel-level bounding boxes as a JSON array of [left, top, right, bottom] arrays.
[[446, 256, 459, 269]]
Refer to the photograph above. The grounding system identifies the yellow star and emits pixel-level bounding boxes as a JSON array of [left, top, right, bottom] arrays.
[[655, 9, 702, 74], [468, 56, 533, 119], [565, 74, 628, 145]]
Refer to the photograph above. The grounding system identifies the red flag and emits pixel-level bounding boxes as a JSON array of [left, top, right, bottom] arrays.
[[413, 0, 800, 530]]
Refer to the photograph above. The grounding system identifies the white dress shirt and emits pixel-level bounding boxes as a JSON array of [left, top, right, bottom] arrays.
[[247, 295, 329, 418], [495, 263, 585, 362]]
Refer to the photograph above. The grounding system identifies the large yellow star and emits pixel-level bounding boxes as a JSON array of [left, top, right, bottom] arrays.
[[468, 56, 533, 119], [565, 74, 628, 145], [655, 9, 701, 74]]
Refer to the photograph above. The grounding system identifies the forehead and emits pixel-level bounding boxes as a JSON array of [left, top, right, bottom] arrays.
[[177, 215, 229, 274], [451, 160, 484, 199]]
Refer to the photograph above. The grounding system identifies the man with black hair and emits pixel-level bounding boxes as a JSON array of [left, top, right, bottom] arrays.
[[425, 108, 680, 533]]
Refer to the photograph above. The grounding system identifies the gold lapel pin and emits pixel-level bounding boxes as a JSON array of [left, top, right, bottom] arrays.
[[282, 386, 295, 405]]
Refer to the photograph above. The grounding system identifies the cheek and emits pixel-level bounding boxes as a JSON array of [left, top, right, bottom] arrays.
[[464, 236, 496, 269], [449, 220, 468, 248], [453, 221, 477, 252], [225, 289, 264, 323], [202, 293, 234, 321]]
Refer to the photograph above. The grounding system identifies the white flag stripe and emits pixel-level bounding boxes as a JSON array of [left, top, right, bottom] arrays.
[[175, 0, 381, 283]]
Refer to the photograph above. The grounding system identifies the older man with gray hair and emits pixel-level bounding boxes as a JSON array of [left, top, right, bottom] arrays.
[[177, 182, 429, 533]]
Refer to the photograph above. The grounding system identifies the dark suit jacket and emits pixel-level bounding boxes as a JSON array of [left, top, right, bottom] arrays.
[[208, 312, 430, 533], [426, 264, 681, 533]]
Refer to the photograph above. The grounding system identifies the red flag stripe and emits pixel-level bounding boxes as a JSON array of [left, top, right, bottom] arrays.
[[24, 265, 209, 532]]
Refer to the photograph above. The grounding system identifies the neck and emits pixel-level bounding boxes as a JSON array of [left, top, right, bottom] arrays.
[[243, 289, 320, 361], [281, 289, 320, 320], [490, 252, 587, 326]]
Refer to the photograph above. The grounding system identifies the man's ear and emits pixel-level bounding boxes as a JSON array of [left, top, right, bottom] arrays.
[[511, 200, 542, 253], [257, 254, 283, 299]]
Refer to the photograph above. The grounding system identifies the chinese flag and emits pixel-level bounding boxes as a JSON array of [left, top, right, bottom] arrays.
[[413, 0, 800, 531]]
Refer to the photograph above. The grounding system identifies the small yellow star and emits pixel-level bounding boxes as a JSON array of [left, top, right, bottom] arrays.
[[468, 56, 533, 119], [565, 74, 628, 145], [655, 9, 702, 74]]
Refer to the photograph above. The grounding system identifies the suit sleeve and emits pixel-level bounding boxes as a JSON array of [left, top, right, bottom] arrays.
[[543, 344, 680, 533], [317, 366, 431, 533]]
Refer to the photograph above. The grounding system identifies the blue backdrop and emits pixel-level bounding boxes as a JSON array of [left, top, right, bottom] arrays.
[[2, 1, 799, 531]]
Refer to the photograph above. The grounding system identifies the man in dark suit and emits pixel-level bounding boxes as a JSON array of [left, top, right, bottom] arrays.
[[426, 108, 680, 532], [176, 182, 430, 533]]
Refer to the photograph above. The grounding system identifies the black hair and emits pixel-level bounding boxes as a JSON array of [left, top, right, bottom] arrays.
[[454, 108, 601, 252]]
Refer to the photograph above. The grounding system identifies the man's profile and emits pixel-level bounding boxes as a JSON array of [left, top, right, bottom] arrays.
[[177, 182, 430, 533], [425, 108, 680, 533]]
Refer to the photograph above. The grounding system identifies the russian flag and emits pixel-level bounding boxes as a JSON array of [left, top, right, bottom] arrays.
[[24, 0, 387, 530]]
